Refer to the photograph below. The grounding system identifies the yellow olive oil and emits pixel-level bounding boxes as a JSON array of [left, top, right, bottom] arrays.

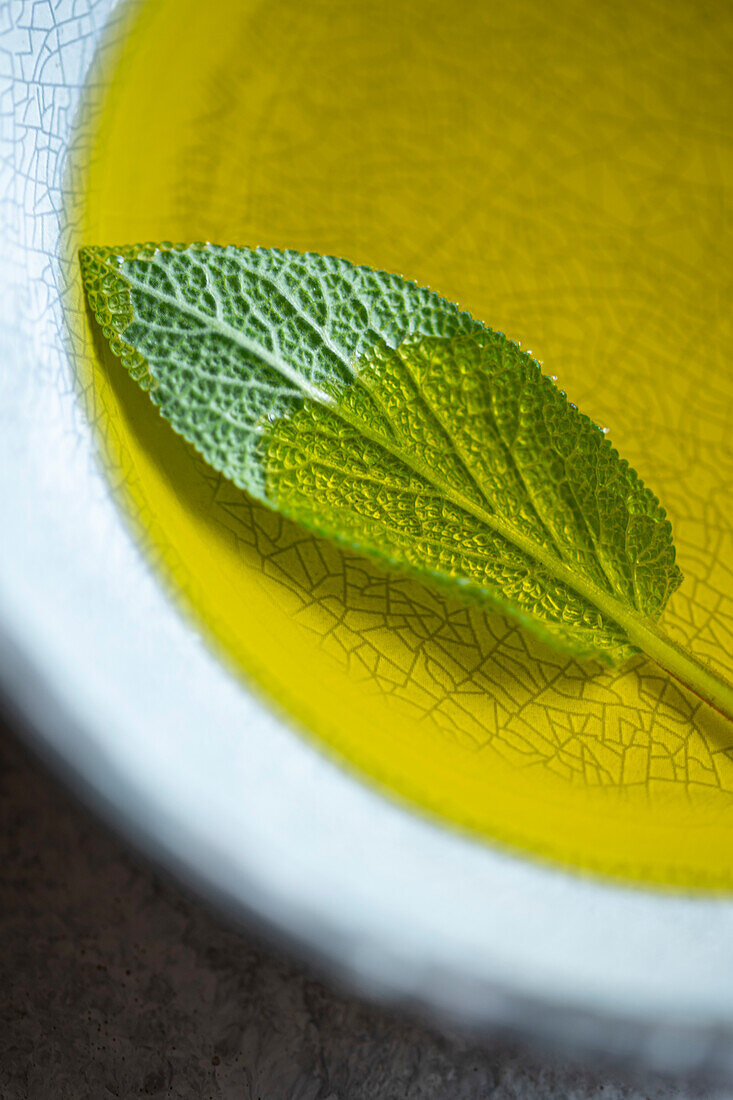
[[68, 0, 733, 888]]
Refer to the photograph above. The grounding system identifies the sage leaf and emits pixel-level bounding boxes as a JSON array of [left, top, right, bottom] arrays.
[[80, 243, 733, 718]]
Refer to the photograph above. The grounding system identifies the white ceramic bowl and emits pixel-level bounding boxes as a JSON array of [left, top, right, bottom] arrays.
[[2, 0, 732, 1078]]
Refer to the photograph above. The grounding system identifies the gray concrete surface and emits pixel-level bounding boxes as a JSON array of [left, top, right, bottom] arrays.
[[0, 723, 727, 1100]]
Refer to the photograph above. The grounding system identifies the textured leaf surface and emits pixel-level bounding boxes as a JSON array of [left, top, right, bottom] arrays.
[[80, 243, 682, 663], [80, 242, 483, 494]]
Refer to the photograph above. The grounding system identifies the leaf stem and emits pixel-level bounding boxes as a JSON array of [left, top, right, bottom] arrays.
[[622, 617, 733, 722]]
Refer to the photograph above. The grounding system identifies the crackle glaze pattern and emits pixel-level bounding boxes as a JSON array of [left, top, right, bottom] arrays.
[[4, 0, 733, 1078]]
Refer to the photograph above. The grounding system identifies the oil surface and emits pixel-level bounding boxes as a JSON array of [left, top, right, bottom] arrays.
[[71, 0, 733, 888]]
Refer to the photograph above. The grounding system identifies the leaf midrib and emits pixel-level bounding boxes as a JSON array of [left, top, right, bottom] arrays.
[[122, 264, 337, 406], [122, 260, 645, 648], [329, 400, 645, 646]]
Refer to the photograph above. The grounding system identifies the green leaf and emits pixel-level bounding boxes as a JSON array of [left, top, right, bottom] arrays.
[[262, 333, 681, 662], [80, 242, 733, 716], [79, 241, 484, 495]]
